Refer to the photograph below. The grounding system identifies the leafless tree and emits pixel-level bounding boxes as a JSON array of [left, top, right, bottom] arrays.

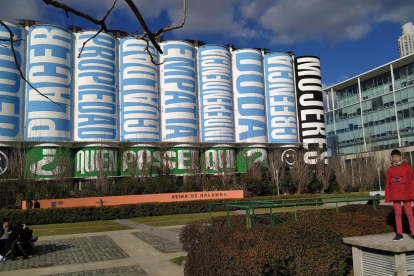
[[326, 155, 347, 192], [217, 150, 235, 190], [267, 148, 289, 194], [314, 152, 332, 192], [290, 149, 314, 194]]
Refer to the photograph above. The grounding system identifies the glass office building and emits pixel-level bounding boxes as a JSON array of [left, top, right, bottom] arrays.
[[324, 54, 414, 156]]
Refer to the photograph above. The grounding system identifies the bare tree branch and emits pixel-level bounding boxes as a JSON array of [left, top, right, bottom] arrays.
[[154, 0, 187, 37], [77, 28, 104, 58], [43, 0, 187, 57], [0, 19, 62, 106], [143, 39, 163, 66], [1, 0, 186, 105]]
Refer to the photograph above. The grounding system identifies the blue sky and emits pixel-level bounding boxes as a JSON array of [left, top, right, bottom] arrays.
[[0, 0, 412, 86]]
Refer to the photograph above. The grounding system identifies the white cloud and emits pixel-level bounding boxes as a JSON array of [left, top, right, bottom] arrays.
[[0, 0, 45, 22], [1, 0, 413, 44]]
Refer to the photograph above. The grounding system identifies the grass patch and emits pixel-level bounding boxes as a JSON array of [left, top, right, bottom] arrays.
[[30, 220, 121, 229], [248, 205, 331, 214], [30, 220, 132, 237], [130, 211, 239, 227], [171, 256, 187, 266], [33, 225, 131, 237]]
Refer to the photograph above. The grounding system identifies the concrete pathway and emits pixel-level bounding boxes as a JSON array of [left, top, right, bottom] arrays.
[[0, 224, 186, 276]]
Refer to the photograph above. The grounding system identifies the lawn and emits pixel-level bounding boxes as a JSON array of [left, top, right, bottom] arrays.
[[171, 256, 187, 266], [30, 220, 132, 237], [130, 211, 240, 227]]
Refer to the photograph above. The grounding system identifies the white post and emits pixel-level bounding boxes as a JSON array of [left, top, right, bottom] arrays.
[[377, 167, 382, 191], [276, 169, 280, 196]]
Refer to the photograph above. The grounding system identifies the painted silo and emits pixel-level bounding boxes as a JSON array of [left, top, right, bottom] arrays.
[[294, 56, 327, 164], [236, 147, 268, 173], [121, 144, 158, 176], [25, 25, 74, 142], [198, 45, 234, 143], [119, 37, 160, 142], [157, 146, 199, 175], [264, 53, 297, 143], [201, 146, 236, 174], [232, 49, 267, 143], [25, 144, 72, 179], [74, 31, 118, 142], [0, 144, 11, 178], [160, 41, 198, 143], [0, 21, 26, 141], [74, 144, 119, 177]]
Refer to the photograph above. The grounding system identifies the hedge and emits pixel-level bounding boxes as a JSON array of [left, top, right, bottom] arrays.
[[0, 194, 322, 225], [180, 205, 400, 276]]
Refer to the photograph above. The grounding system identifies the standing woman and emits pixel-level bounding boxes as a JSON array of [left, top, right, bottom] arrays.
[[385, 149, 414, 241]]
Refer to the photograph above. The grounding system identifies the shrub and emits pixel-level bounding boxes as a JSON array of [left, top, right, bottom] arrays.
[[182, 218, 351, 276], [181, 205, 397, 276], [0, 194, 322, 225]]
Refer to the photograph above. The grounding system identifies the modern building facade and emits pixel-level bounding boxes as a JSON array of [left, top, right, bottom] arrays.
[[398, 22, 414, 58], [324, 53, 414, 156]]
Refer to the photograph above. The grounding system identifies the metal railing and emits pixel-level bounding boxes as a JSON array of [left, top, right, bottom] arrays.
[[208, 195, 384, 229]]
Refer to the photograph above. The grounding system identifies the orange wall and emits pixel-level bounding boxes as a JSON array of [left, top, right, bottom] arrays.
[[22, 190, 244, 209]]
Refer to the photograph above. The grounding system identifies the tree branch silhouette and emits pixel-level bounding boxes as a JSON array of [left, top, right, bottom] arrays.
[[0, 19, 61, 106]]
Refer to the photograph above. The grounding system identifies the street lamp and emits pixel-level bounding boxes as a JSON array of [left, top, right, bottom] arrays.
[[377, 167, 382, 191], [276, 169, 280, 196]]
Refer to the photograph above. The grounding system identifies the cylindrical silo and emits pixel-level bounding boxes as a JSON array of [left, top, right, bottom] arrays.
[[236, 147, 268, 173], [121, 144, 158, 176], [159, 41, 198, 143], [74, 144, 119, 177], [74, 31, 118, 142], [0, 21, 26, 141], [154, 145, 199, 175], [119, 37, 160, 142], [25, 143, 73, 179], [264, 53, 297, 143], [0, 144, 11, 178], [25, 25, 74, 142], [201, 145, 236, 174], [198, 45, 234, 143], [294, 56, 327, 164], [232, 49, 267, 143]]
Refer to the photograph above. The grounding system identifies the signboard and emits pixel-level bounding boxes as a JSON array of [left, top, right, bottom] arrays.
[[22, 190, 244, 209]]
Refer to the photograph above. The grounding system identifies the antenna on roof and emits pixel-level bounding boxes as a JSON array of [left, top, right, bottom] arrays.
[[67, 25, 82, 32], [14, 19, 39, 27]]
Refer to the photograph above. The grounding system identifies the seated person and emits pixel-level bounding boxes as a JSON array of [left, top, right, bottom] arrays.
[[11, 224, 32, 260], [0, 218, 15, 261]]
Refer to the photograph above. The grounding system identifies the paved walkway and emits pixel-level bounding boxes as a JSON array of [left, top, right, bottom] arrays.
[[0, 221, 186, 276]]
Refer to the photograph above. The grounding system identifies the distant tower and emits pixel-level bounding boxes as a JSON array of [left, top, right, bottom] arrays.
[[398, 22, 414, 57]]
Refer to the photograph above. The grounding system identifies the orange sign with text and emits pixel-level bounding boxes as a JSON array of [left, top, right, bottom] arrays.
[[22, 190, 244, 209]]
